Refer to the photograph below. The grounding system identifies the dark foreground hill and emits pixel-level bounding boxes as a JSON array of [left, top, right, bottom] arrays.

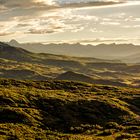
[[0, 79, 140, 140]]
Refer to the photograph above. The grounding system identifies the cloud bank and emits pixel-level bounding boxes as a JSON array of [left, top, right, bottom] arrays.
[[0, 0, 140, 45]]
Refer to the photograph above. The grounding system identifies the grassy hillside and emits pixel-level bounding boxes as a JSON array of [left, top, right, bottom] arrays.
[[0, 79, 140, 140]]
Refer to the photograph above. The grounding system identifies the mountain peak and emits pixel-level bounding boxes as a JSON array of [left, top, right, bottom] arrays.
[[9, 39, 19, 46]]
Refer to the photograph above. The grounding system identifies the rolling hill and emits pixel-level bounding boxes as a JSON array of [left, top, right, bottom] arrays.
[[1, 42, 140, 87], [0, 42, 34, 62], [56, 71, 127, 87], [56, 71, 95, 83], [0, 42, 140, 139], [0, 79, 140, 139]]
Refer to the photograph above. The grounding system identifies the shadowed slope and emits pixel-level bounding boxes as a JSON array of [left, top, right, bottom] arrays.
[[0, 42, 33, 62]]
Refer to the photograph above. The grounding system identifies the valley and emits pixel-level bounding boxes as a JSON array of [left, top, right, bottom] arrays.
[[0, 42, 140, 88]]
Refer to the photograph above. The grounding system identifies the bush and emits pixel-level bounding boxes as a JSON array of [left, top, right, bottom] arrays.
[[105, 122, 119, 129], [116, 133, 134, 140], [99, 129, 114, 136]]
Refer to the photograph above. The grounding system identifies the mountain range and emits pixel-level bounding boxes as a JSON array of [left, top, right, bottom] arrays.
[[8, 39, 140, 63]]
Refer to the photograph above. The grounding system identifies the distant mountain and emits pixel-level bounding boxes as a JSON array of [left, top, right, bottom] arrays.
[[8, 40, 140, 61], [9, 39, 20, 46], [123, 53, 140, 63], [1, 41, 121, 64]]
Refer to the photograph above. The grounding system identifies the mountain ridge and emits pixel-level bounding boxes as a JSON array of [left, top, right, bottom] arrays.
[[0, 42, 34, 62], [7, 40, 140, 61]]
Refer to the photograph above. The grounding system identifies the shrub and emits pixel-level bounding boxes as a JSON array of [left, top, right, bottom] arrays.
[[116, 133, 134, 140], [105, 122, 119, 129], [99, 129, 114, 136]]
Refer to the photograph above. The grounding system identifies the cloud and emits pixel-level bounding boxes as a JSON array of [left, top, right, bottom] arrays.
[[90, 28, 103, 32], [0, 0, 56, 8], [0, 0, 126, 22], [16, 23, 32, 28], [25, 17, 66, 34], [25, 17, 86, 35], [68, 37, 140, 44], [27, 29, 57, 34], [0, 0, 59, 22], [100, 21, 121, 25], [0, 32, 12, 36], [123, 25, 140, 28], [0, 0, 125, 13], [0, 0, 139, 46], [58, 0, 124, 9]]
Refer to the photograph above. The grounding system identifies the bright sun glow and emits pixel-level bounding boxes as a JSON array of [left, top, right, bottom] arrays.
[[34, 0, 56, 5]]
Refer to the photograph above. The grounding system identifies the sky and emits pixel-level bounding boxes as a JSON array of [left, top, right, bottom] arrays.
[[0, 0, 140, 44]]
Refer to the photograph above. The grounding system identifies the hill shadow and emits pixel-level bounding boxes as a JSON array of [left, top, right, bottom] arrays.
[[34, 98, 129, 133]]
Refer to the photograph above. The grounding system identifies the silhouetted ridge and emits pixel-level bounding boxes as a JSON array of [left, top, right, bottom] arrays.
[[56, 71, 127, 87], [0, 42, 33, 62], [56, 71, 94, 83]]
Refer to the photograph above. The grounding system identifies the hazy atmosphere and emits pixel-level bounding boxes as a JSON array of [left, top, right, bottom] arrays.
[[0, 1, 140, 140], [0, 0, 140, 44]]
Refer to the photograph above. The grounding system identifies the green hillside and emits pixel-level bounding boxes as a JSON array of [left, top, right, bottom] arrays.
[[0, 79, 140, 140]]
